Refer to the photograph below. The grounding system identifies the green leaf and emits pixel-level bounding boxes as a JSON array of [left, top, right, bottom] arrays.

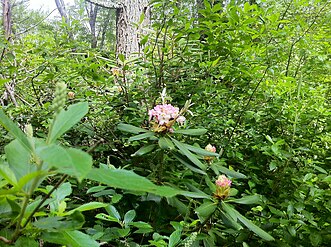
[[118, 228, 130, 237], [128, 131, 155, 142], [37, 144, 92, 181], [158, 137, 175, 150], [15, 170, 47, 193], [95, 213, 120, 223], [13, 237, 39, 247], [64, 202, 107, 216], [174, 128, 207, 136], [221, 202, 239, 222], [131, 144, 156, 156], [5, 140, 34, 181], [0, 197, 19, 218], [183, 143, 219, 157], [0, 110, 33, 152], [173, 153, 207, 175], [117, 123, 148, 134], [212, 163, 247, 179], [0, 164, 17, 186], [171, 138, 206, 170], [118, 54, 125, 63], [237, 212, 275, 241], [48, 102, 88, 143], [129, 221, 153, 233], [33, 211, 84, 231], [195, 201, 217, 221], [124, 210, 136, 226], [222, 202, 274, 241], [219, 209, 243, 230], [42, 230, 99, 247], [227, 195, 262, 205], [106, 205, 121, 221], [169, 230, 181, 247], [179, 191, 211, 199], [167, 197, 188, 215], [87, 168, 180, 197]]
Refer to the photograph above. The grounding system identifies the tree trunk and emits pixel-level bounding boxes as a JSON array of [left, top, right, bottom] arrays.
[[116, 0, 150, 58], [2, 0, 12, 41], [1, 0, 18, 107], [85, 2, 99, 48], [85, 0, 150, 58], [99, 9, 112, 50], [54, 0, 74, 40]]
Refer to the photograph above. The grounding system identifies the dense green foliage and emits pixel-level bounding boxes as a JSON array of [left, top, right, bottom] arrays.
[[0, 0, 330, 246]]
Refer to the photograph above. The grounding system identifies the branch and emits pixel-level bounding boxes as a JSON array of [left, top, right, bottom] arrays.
[[16, 8, 57, 36], [0, 236, 11, 244], [85, 0, 123, 9]]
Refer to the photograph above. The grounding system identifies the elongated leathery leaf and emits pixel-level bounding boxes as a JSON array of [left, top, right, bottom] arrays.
[[131, 144, 156, 156], [174, 128, 207, 136], [117, 123, 148, 134], [173, 153, 206, 175], [128, 131, 155, 142], [183, 143, 219, 157], [222, 202, 274, 241], [158, 137, 175, 150], [87, 168, 180, 197], [171, 138, 206, 170], [227, 195, 262, 205]]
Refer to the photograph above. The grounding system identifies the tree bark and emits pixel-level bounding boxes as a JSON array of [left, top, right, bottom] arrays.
[[85, 0, 150, 58], [54, 0, 74, 40], [99, 9, 112, 49], [2, 0, 12, 41], [85, 2, 99, 48], [116, 0, 150, 58]]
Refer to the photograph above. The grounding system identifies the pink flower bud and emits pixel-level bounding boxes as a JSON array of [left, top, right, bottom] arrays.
[[216, 175, 232, 187], [205, 144, 216, 153], [204, 144, 216, 162], [176, 116, 186, 125], [67, 91, 75, 99], [214, 175, 232, 200]]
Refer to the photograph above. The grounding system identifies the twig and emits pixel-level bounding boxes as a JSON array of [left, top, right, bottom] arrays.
[[22, 174, 69, 228], [16, 9, 57, 36]]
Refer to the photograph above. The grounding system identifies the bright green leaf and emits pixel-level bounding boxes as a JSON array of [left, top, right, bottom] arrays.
[[0, 110, 33, 152], [48, 102, 88, 144]]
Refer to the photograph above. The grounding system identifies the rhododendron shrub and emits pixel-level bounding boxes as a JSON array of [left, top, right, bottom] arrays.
[[118, 90, 275, 243]]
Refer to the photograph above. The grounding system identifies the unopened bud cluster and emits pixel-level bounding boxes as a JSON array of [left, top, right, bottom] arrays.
[[214, 175, 232, 200], [52, 83, 67, 114], [204, 144, 216, 162], [184, 232, 197, 247]]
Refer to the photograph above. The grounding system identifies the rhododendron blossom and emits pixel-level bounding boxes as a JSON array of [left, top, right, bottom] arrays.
[[149, 104, 186, 131]]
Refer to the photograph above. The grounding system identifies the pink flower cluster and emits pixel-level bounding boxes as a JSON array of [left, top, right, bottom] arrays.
[[149, 104, 186, 126], [216, 175, 232, 187]]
